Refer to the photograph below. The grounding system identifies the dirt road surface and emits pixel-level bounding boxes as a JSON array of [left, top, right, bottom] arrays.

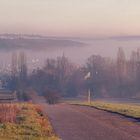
[[32, 96, 140, 140], [38, 103, 140, 140]]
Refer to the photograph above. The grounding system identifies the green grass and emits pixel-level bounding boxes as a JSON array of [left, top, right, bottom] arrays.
[[0, 103, 59, 140], [72, 101, 140, 119]]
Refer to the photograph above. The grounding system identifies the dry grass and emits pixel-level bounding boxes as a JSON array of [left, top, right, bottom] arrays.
[[0, 104, 19, 123], [72, 101, 140, 119], [0, 103, 59, 140]]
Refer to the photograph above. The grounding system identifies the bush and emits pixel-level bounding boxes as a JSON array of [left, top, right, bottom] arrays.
[[44, 89, 60, 104]]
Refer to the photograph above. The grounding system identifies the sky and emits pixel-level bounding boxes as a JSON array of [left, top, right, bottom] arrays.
[[0, 0, 140, 38]]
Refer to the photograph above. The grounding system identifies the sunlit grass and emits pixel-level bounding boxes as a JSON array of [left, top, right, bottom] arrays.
[[72, 101, 140, 119], [0, 103, 59, 140]]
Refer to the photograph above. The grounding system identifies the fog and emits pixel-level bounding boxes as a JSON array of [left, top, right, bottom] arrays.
[[0, 36, 140, 70]]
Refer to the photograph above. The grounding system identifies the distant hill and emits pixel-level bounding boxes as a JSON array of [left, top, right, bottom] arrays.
[[110, 35, 140, 41], [0, 34, 86, 51]]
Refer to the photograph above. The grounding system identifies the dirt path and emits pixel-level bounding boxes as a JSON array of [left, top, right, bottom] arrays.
[[32, 95, 140, 140], [38, 103, 140, 140]]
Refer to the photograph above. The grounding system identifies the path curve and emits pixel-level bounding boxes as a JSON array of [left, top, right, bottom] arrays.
[[40, 103, 140, 140]]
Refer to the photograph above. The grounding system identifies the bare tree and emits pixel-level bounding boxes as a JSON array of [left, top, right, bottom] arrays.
[[86, 55, 106, 97], [11, 52, 18, 77], [18, 51, 27, 82], [117, 47, 126, 97]]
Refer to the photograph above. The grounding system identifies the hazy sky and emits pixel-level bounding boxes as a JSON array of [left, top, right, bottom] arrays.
[[0, 0, 140, 37]]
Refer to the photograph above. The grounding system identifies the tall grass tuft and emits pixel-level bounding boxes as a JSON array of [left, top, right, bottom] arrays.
[[0, 104, 19, 123]]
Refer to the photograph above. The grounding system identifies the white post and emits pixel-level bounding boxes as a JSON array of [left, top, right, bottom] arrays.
[[84, 72, 91, 104], [88, 88, 91, 104]]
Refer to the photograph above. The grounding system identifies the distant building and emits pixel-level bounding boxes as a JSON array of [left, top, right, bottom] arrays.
[[0, 90, 17, 103], [0, 80, 2, 89]]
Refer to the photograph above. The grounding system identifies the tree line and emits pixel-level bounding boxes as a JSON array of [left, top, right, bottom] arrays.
[[6, 48, 140, 102]]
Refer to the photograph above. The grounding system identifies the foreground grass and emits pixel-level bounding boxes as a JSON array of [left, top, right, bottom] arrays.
[[0, 103, 58, 140], [72, 101, 140, 119]]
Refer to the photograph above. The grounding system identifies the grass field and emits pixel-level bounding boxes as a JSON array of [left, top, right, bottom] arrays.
[[0, 103, 58, 140], [72, 101, 140, 119]]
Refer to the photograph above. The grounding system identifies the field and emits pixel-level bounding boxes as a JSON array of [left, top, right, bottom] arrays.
[[72, 101, 140, 119], [0, 103, 58, 140]]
